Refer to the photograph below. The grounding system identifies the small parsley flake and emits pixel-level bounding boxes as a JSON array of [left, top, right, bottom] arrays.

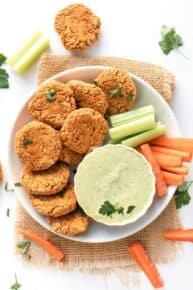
[[127, 205, 136, 214], [109, 88, 122, 97], [23, 138, 33, 146], [46, 89, 56, 102]]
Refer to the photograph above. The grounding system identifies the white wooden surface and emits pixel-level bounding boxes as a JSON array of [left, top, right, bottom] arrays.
[[0, 0, 193, 289]]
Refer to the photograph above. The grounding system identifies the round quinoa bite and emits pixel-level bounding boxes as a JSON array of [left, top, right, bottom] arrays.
[[59, 143, 83, 165], [95, 68, 137, 115], [21, 162, 70, 195], [54, 3, 101, 51], [60, 108, 109, 154], [47, 209, 89, 236], [29, 184, 77, 217], [67, 80, 108, 115], [28, 80, 76, 128], [15, 121, 61, 171]]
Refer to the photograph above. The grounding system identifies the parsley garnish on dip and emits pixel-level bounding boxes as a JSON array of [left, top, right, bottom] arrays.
[[74, 145, 155, 226]]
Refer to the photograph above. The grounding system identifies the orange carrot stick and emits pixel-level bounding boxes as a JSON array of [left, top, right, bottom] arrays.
[[140, 144, 167, 197], [163, 229, 193, 242], [151, 145, 192, 162], [136, 147, 142, 154], [128, 242, 164, 288], [162, 171, 184, 186], [19, 229, 65, 261], [152, 151, 182, 167], [161, 165, 189, 175], [150, 137, 193, 153]]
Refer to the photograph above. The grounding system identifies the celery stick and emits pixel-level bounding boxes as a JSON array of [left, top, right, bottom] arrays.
[[122, 123, 166, 148], [106, 138, 121, 144], [110, 105, 154, 127], [6, 31, 43, 66], [14, 36, 49, 74], [109, 114, 156, 140]]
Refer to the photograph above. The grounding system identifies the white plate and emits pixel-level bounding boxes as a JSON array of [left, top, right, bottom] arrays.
[[8, 66, 180, 243]]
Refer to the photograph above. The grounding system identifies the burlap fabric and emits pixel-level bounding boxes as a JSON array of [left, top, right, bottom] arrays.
[[15, 54, 181, 286]]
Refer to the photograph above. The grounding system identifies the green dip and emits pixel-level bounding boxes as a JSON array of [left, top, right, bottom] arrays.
[[74, 144, 155, 225]]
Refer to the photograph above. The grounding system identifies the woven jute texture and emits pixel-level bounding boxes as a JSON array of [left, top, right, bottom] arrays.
[[15, 54, 181, 286]]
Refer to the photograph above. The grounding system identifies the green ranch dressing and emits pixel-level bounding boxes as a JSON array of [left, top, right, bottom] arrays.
[[74, 145, 155, 226]]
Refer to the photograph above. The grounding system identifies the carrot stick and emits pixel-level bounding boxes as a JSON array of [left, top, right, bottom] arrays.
[[19, 229, 65, 261], [140, 144, 167, 197], [136, 147, 142, 154], [163, 229, 193, 242], [128, 242, 164, 288], [151, 145, 192, 162], [162, 171, 184, 186], [161, 165, 189, 175], [152, 151, 182, 167], [150, 137, 193, 153]]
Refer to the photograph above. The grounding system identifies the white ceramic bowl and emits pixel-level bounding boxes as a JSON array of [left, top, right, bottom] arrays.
[[8, 65, 180, 243]]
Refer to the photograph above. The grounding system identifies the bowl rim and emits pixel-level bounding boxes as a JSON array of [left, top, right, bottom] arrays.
[[8, 65, 180, 243], [75, 144, 156, 226]]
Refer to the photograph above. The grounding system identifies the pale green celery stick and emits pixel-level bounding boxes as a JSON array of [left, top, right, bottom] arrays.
[[110, 105, 154, 127], [122, 123, 166, 148], [14, 36, 49, 74], [109, 114, 156, 140], [106, 138, 121, 144], [6, 31, 42, 66]]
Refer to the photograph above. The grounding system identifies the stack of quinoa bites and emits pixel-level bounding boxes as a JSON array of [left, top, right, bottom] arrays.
[[15, 68, 137, 236]]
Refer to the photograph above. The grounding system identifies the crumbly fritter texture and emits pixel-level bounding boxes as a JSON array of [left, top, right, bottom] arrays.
[[48, 210, 89, 235], [21, 163, 70, 195], [29, 184, 77, 217], [60, 108, 109, 154], [15, 121, 61, 171], [28, 80, 76, 128], [54, 3, 101, 51], [95, 68, 137, 115], [67, 80, 108, 115], [59, 143, 83, 165], [0, 162, 3, 183]]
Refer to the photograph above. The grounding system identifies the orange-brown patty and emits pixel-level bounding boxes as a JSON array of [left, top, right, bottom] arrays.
[[21, 162, 70, 195], [48, 209, 89, 235], [54, 3, 101, 51], [60, 108, 108, 154], [95, 68, 136, 115], [15, 121, 61, 171], [30, 184, 77, 217], [67, 80, 108, 115], [28, 80, 76, 128], [59, 143, 83, 165]]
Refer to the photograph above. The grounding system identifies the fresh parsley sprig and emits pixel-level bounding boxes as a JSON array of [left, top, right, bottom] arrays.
[[99, 200, 123, 217], [159, 25, 190, 60], [17, 241, 31, 254], [175, 180, 193, 209], [10, 273, 21, 290], [0, 53, 9, 89]]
